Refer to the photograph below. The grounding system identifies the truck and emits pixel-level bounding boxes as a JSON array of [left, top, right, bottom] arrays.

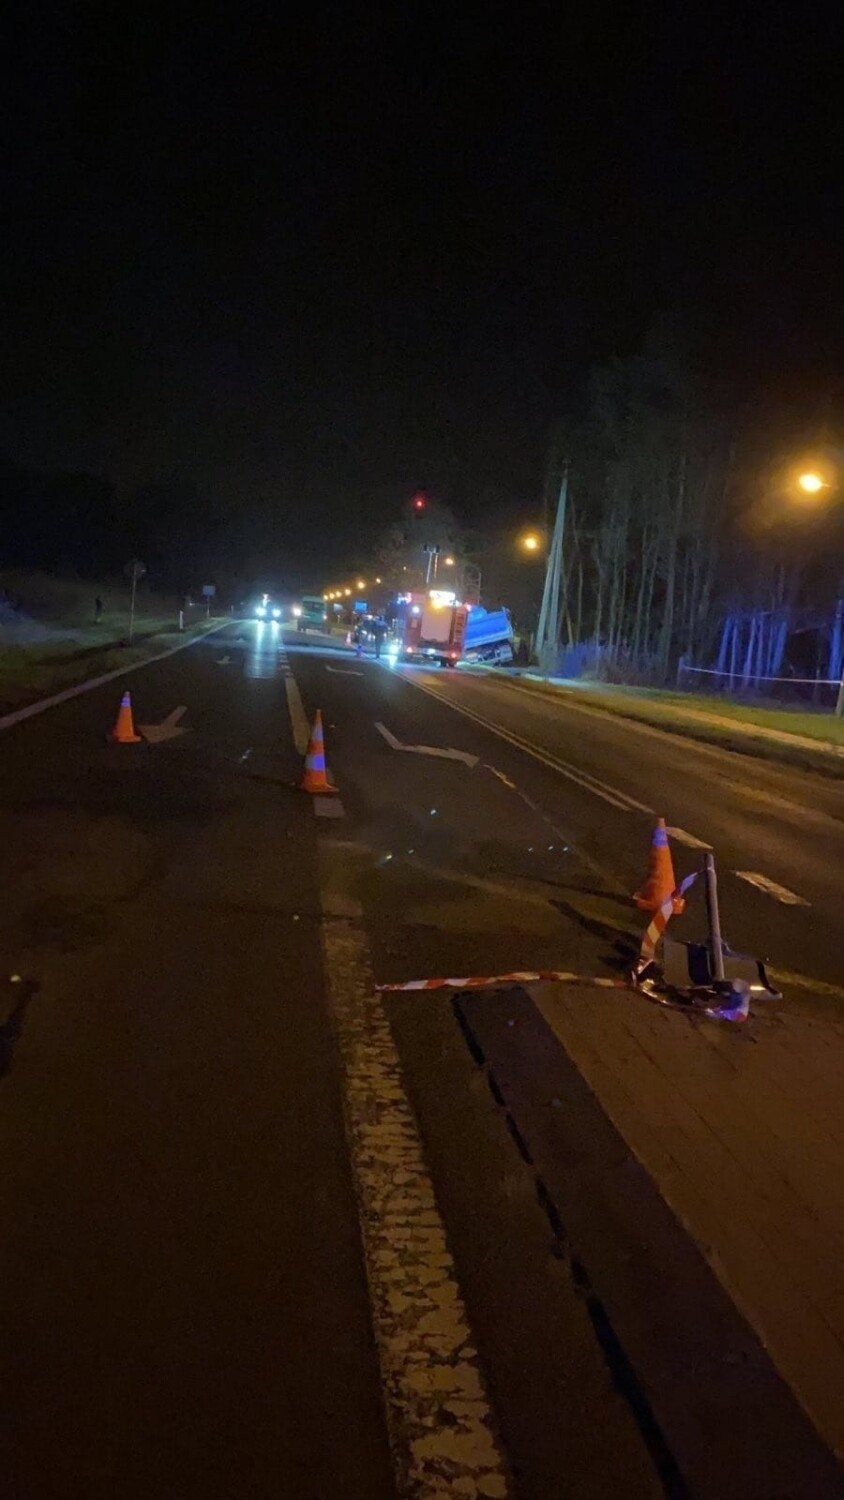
[[294, 595, 329, 632], [394, 590, 468, 667], [392, 592, 515, 667], [461, 605, 515, 665]]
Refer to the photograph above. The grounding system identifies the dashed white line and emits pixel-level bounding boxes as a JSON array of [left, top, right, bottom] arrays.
[[283, 668, 311, 756], [733, 871, 811, 907]]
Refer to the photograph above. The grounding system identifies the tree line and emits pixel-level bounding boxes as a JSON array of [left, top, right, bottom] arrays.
[[538, 337, 842, 689]]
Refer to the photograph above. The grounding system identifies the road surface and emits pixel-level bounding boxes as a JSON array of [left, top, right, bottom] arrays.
[[0, 619, 841, 1498]]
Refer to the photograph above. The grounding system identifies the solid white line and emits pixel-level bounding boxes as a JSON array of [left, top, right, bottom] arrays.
[[397, 676, 652, 814], [734, 871, 811, 907], [666, 825, 712, 850], [325, 664, 365, 677], [283, 671, 311, 756], [0, 623, 228, 735], [317, 874, 509, 1496]]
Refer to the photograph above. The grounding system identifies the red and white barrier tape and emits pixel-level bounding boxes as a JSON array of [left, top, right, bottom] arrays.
[[376, 970, 629, 993], [375, 868, 748, 1021]]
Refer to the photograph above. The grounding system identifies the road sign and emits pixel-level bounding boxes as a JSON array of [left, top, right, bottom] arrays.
[[202, 584, 216, 597]]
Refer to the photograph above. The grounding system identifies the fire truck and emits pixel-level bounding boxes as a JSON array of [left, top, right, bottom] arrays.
[[392, 591, 514, 667]]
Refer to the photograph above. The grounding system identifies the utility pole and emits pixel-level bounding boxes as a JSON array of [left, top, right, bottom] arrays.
[[534, 465, 568, 673]]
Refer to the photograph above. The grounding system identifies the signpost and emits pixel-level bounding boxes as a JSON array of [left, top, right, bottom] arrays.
[[125, 559, 147, 645], [202, 584, 216, 619]]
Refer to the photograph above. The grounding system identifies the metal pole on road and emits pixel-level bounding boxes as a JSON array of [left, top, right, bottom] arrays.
[[704, 851, 726, 982]]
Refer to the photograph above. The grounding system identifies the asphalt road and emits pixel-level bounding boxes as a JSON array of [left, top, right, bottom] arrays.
[[391, 661, 844, 992], [0, 619, 841, 1498], [0, 624, 393, 1499]]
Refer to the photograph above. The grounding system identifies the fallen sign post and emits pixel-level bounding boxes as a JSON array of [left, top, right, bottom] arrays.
[[704, 850, 725, 981]]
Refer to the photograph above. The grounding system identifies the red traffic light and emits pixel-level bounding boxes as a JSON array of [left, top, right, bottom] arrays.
[[412, 493, 427, 511]]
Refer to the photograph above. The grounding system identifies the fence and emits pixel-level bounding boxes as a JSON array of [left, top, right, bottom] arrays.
[[676, 658, 844, 715]]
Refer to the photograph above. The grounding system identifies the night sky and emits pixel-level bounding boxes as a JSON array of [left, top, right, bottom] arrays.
[[1, 4, 840, 581]]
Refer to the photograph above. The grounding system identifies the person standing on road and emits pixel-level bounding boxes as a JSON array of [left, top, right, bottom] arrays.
[[372, 615, 387, 659]]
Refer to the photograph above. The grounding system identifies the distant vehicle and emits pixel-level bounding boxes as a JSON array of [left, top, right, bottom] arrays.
[[254, 593, 281, 621], [295, 595, 328, 632]]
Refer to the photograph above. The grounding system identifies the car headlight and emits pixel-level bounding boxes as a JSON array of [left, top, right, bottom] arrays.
[[272, 606, 281, 618], [255, 605, 267, 617], [292, 606, 302, 618]]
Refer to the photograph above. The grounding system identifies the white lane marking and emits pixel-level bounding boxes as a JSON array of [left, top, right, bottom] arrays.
[[283, 670, 311, 756], [374, 719, 479, 769], [375, 721, 403, 750], [665, 825, 712, 850], [314, 798, 345, 818], [318, 874, 510, 1497], [325, 664, 365, 677], [394, 680, 651, 813], [138, 705, 189, 744], [410, 744, 479, 767], [734, 871, 811, 907], [0, 622, 229, 735]]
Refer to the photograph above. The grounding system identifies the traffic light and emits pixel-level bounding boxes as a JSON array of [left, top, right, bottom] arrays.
[[412, 492, 427, 512]]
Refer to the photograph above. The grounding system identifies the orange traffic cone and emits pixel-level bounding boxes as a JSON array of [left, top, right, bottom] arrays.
[[634, 817, 684, 913], [108, 690, 142, 744], [298, 709, 338, 795]]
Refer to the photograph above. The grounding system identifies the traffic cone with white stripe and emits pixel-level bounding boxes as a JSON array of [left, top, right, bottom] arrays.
[[108, 690, 142, 744], [634, 817, 684, 913], [298, 709, 338, 795]]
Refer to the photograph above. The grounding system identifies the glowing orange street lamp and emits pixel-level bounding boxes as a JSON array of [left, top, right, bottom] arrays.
[[797, 471, 825, 495], [520, 531, 541, 553]]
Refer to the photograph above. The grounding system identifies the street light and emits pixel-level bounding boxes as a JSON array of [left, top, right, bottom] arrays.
[[356, 578, 365, 589], [797, 471, 826, 495], [443, 555, 455, 567], [520, 531, 541, 553], [375, 576, 382, 584], [344, 588, 352, 597]]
